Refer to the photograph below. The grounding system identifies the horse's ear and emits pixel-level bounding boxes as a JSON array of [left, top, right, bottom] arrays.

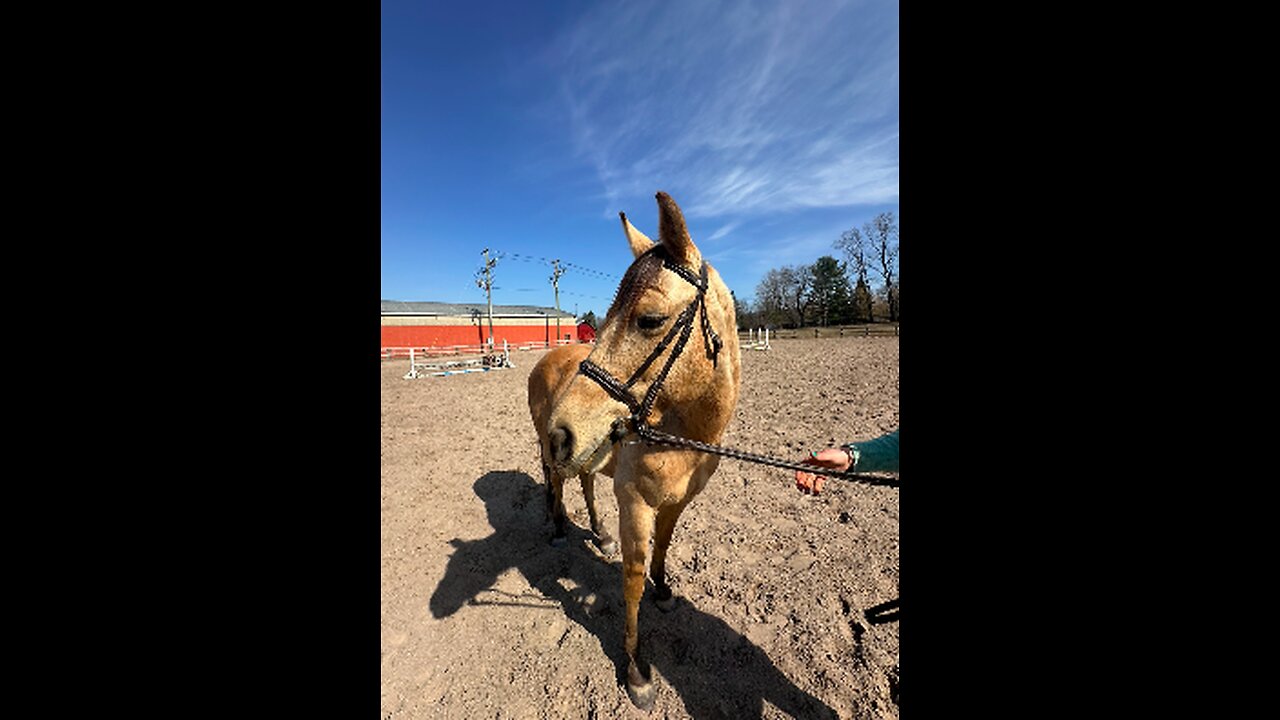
[[656, 191, 700, 267], [619, 212, 654, 259]]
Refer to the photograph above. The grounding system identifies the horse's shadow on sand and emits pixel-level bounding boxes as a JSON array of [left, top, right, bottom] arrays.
[[430, 471, 837, 719]]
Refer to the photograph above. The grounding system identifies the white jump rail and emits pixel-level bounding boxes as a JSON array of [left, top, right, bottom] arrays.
[[381, 338, 577, 361], [741, 327, 771, 350], [402, 340, 507, 379]]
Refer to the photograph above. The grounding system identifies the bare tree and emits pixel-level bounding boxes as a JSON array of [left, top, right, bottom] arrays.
[[836, 228, 870, 286], [836, 213, 898, 322], [777, 265, 811, 328], [868, 212, 898, 322], [835, 228, 874, 322], [754, 269, 788, 328]]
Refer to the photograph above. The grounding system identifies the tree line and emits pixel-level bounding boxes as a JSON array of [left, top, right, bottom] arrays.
[[735, 211, 899, 330]]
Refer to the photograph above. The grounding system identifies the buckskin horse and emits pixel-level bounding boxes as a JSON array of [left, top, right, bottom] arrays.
[[538, 191, 741, 710]]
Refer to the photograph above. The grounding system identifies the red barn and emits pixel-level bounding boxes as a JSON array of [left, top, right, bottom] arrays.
[[381, 301, 577, 350], [576, 322, 596, 343]]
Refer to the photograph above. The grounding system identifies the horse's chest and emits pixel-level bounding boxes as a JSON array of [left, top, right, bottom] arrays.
[[627, 452, 714, 507]]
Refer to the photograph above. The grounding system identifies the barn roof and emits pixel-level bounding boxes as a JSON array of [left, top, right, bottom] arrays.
[[380, 300, 575, 319]]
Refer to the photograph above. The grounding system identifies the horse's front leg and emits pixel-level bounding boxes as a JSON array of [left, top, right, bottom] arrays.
[[543, 462, 569, 547], [579, 472, 617, 556], [616, 480, 657, 711], [649, 499, 690, 612]]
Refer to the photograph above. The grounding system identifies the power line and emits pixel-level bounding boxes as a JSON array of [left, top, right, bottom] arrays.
[[501, 251, 618, 280], [560, 289, 609, 301]]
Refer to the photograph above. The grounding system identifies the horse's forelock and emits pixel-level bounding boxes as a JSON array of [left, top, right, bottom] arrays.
[[605, 245, 669, 322]]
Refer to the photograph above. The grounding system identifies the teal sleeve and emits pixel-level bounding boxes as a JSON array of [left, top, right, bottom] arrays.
[[845, 429, 899, 473]]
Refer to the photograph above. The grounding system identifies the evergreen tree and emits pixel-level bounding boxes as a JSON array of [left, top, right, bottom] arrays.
[[852, 277, 874, 323], [808, 256, 854, 326], [830, 274, 855, 325], [731, 291, 749, 330]]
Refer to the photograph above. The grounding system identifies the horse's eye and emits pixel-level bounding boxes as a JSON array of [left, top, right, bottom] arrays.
[[638, 314, 668, 331]]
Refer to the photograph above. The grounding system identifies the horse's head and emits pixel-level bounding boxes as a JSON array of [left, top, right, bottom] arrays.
[[547, 192, 740, 477]]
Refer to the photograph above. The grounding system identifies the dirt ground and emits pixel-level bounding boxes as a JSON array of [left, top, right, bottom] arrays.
[[381, 336, 899, 719]]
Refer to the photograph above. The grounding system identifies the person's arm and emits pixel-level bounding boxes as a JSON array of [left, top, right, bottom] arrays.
[[841, 429, 898, 474], [795, 429, 899, 495]]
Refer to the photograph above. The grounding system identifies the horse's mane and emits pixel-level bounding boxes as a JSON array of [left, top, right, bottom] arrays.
[[605, 244, 670, 323]]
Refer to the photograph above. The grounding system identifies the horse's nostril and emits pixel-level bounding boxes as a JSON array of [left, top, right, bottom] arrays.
[[549, 425, 574, 463]]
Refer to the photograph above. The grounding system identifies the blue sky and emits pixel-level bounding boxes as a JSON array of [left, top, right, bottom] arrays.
[[381, 0, 898, 320]]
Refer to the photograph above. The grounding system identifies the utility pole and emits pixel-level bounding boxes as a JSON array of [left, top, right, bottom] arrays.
[[550, 259, 565, 345], [476, 248, 497, 348]]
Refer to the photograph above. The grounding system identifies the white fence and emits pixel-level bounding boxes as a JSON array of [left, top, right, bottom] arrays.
[[738, 324, 899, 341]]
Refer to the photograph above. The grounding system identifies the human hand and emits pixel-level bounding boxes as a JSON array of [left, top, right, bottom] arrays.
[[794, 448, 853, 495]]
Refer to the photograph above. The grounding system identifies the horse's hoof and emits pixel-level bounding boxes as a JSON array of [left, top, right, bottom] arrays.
[[626, 660, 656, 711], [653, 586, 676, 612], [597, 537, 618, 556], [626, 679, 657, 711], [550, 535, 568, 548]]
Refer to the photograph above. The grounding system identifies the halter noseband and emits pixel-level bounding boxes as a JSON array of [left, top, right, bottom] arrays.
[[578, 257, 723, 435]]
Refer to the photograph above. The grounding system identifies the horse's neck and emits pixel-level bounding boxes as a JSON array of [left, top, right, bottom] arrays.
[[661, 362, 738, 443], [690, 284, 740, 442]]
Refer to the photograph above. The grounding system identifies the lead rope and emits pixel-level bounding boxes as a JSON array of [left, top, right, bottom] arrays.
[[632, 423, 900, 489]]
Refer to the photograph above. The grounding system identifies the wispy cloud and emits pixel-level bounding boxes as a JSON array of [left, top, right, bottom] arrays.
[[705, 220, 741, 242], [549, 0, 898, 220]]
